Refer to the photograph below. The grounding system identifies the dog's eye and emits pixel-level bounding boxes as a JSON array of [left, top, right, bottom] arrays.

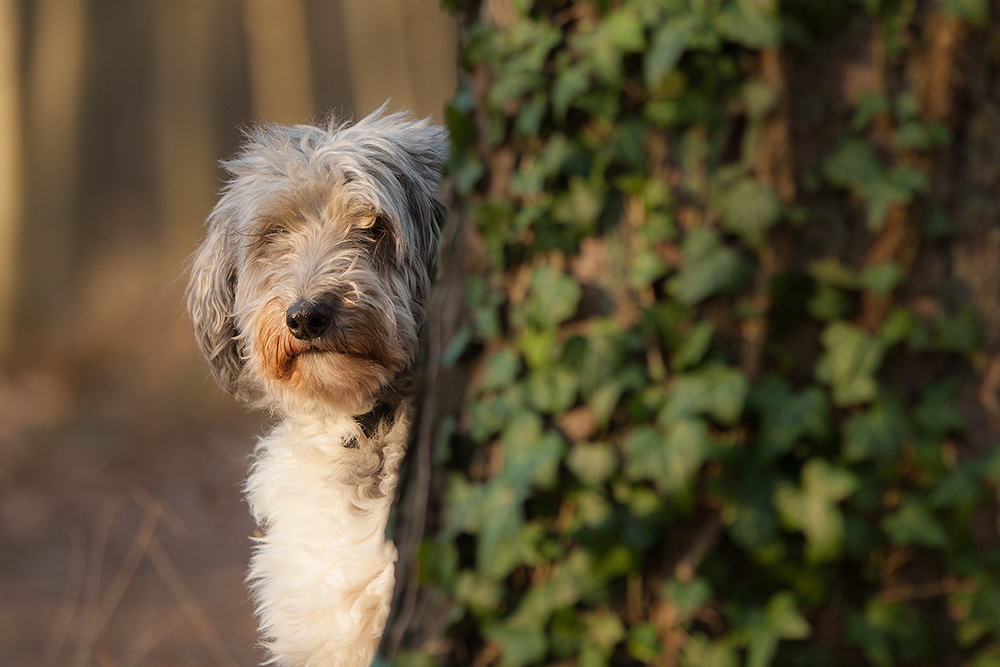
[[358, 216, 391, 244], [260, 224, 290, 241], [358, 216, 396, 265]]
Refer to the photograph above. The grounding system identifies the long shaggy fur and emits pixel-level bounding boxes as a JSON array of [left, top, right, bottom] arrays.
[[187, 106, 447, 666]]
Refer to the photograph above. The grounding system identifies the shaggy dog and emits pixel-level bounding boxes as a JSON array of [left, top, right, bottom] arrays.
[[187, 107, 447, 666]]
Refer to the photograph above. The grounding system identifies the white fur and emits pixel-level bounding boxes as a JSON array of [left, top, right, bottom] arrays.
[[245, 412, 407, 666]]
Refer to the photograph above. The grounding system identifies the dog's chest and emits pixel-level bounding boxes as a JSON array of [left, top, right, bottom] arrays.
[[244, 416, 400, 665]]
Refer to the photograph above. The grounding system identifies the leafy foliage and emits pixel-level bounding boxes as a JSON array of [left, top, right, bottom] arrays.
[[403, 1, 1000, 665]]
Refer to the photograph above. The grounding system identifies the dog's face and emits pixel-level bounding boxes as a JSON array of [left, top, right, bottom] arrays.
[[187, 109, 447, 416]]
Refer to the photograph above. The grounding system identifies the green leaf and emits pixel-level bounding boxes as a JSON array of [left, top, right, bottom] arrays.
[[482, 348, 522, 390], [663, 578, 712, 622], [936, 308, 979, 355], [522, 265, 582, 329], [568, 442, 618, 486], [823, 139, 884, 189], [485, 622, 548, 667], [722, 485, 783, 558], [624, 420, 709, 495], [553, 64, 590, 120], [913, 380, 966, 437], [713, 177, 781, 250], [682, 634, 739, 667], [749, 377, 830, 458], [859, 178, 911, 232], [501, 412, 566, 489], [526, 365, 578, 414], [852, 92, 890, 131], [882, 498, 950, 549], [511, 134, 573, 195], [672, 321, 714, 371], [715, 0, 781, 48], [775, 459, 859, 561], [670, 227, 750, 305], [582, 609, 626, 652], [746, 592, 812, 667], [822, 141, 919, 232], [476, 482, 524, 578], [575, 7, 646, 85], [860, 263, 904, 296], [645, 16, 697, 87], [942, 0, 989, 26], [662, 363, 750, 426], [627, 623, 662, 662], [764, 592, 812, 639], [815, 322, 885, 406], [842, 399, 909, 463]]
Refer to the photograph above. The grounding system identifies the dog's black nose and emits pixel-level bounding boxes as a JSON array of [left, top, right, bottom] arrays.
[[286, 300, 333, 340]]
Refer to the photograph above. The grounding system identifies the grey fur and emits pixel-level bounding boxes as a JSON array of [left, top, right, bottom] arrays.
[[186, 106, 447, 413]]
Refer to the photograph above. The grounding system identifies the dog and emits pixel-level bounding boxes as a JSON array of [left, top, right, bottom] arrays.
[[187, 107, 447, 666]]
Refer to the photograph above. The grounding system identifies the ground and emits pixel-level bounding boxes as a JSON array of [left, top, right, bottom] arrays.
[[1, 361, 266, 667]]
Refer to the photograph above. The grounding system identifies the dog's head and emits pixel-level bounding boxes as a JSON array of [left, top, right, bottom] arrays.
[[187, 107, 447, 416]]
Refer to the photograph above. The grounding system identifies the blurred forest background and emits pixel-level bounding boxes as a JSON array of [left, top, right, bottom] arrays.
[[0, 1, 456, 665]]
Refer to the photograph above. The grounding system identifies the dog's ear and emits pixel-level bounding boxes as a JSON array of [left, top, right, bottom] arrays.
[[187, 204, 244, 395]]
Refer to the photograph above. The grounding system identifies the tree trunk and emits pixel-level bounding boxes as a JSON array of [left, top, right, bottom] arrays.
[[385, 2, 1000, 666], [0, 0, 22, 360]]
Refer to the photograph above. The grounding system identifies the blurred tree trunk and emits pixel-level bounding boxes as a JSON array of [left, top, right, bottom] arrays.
[[0, 0, 21, 361], [22, 0, 87, 339], [243, 0, 315, 124], [339, 0, 416, 115], [338, 0, 457, 118], [156, 0, 224, 265]]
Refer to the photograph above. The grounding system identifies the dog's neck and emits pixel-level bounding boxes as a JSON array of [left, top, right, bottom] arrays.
[[340, 388, 405, 448], [353, 399, 397, 440]]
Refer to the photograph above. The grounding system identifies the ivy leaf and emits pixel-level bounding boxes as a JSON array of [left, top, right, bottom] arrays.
[[913, 380, 966, 437], [526, 365, 578, 414], [476, 482, 524, 578], [775, 459, 859, 561], [670, 227, 750, 305], [860, 263, 904, 296], [712, 177, 781, 250], [501, 412, 566, 490], [815, 323, 885, 406], [575, 7, 646, 85], [628, 623, 662, 662], [882, 498, 950, 549], [715, 0, 781, 48], [672, 321, 714, 371], [859, 178, 911, 233], [749, 377, 830, 459], [842, 399, 909, 463], [663, 578, 712, 622], [568, 442, 618, 486], [553, 63, 590, 120], [746, 592, 812, 667], [942, 0, 989, 26], [482, 348, 522, 391], [522, 264, 582, 329], [661, 363, 750, 426], [624, 420, 709, 495], [682, 634, 739, 667], [823, 139, 884, 188], [485, 622, 548, 667], [645, 16, 697, 87]]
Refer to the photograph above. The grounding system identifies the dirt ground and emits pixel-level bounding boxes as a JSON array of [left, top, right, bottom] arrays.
[[1, 354, 269, 666]]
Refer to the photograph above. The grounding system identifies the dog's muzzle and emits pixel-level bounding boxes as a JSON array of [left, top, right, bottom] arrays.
[[286, 299, 334, 341]]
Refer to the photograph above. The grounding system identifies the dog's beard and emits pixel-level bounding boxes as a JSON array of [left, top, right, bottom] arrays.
[[248, 297, 413, 415]]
